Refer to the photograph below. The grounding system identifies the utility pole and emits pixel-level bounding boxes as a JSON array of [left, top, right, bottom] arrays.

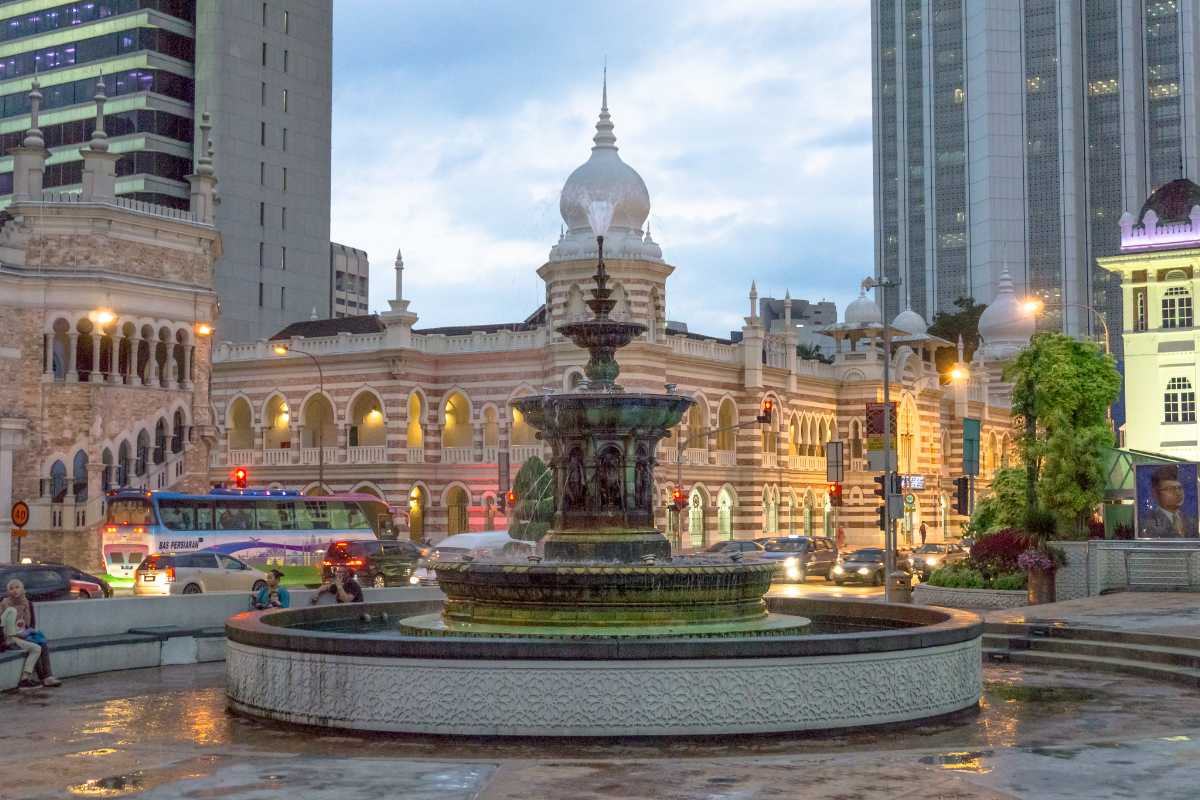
[[866, 275, 899, 601]]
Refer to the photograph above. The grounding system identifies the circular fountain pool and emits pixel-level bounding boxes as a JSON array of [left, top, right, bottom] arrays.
[[225, 596, 982, 737]]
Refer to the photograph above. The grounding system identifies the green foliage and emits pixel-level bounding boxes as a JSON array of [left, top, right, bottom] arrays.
[[928, 297, 987, 375], [991, 572, 1028, 591], [508, 456, 554, 541], [796, 343, 834, 364], [1005, 332, 1121, 538], [927, 564, 986, 589], [967, 468, 1029, 535]]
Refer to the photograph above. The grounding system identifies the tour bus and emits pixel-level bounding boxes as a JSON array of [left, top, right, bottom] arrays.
[[100, 488, 389, 586]]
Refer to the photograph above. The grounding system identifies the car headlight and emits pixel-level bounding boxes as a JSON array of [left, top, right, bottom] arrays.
[[833, 565, 844, 575], [925, 557, 940, 566], [857, 567, 870, 576], [784, 556, 797, 567]]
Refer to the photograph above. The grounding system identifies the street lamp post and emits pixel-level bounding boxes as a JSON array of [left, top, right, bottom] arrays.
[[272, 343, 325, 491], [863, 275, 900, 602]]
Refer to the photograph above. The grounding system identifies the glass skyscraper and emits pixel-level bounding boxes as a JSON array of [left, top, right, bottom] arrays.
[[872, 0, 1200, 372]]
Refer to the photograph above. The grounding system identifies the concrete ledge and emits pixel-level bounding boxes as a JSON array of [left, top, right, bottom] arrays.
[[913, 584, 1028, 610]]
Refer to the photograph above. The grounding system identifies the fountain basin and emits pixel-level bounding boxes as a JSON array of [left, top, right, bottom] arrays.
[[225, 597, 983, 737], [434, 560, 786, 631]]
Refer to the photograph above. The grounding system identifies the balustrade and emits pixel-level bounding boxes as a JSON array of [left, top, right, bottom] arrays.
[[441, 447, 475, 464], [482, 445, 499, 463], [263, 448, 292, 466], [229, 448, 257, 466], [762, 452, 778, 469], [684, 447, 708, 466], [405, 447, 425, 463], [348, 445, 387, 464], [715, 451, 737, 467], [510, 444, 542, 464]]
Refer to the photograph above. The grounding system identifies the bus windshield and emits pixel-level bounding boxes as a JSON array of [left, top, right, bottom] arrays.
[[106, 498, 155, 525]]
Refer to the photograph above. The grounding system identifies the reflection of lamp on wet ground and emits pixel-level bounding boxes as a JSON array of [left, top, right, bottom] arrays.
[[272, 343, 325, 489]]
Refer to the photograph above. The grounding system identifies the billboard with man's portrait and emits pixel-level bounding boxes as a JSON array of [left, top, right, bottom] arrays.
[[1135, 463, 1199, 539]]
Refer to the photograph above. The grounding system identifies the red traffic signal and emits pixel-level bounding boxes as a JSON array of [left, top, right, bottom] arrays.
[[828, 482, 843, 507], [231, 467, 248, 489], [757, 398, 774, 423], [506, 489, 517, 507], [671, 487, 687, 511]]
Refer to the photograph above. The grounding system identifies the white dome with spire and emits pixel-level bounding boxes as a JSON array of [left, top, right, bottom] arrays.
[[977, 265, 1034, 360], [844, 287, 883, 325], [892, 307, 928, 335], [558, 75, 650, 237]]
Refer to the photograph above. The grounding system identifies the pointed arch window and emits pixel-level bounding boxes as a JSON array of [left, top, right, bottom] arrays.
[[1164, 377, 1196, 423], [1162, 286, 1193, 329]]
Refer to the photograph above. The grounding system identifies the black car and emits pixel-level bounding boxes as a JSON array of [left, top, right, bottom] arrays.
[[754, 536, 840, 581], [832, 548, 914, 586], [322, 539, 425, 588], [911, 543, 969, 579], [38, 562, 113, 598], [0, 564, 73, 601], [701, 540, 765, 556]]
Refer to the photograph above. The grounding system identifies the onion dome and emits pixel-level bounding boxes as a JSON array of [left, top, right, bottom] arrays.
[[977, 265, 1034, 360], [1138, 178, 1200, 225], [844, 287, 882, 325], [558, 75, 650, 237], [892, 307, 928, 335]]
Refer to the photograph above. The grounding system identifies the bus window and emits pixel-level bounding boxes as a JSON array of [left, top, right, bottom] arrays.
[[216, 501, 255, 530], [256, 502, 295, 531], [158, 499, 194, 531], [194, 503, 214, 531], [107, 498, 155, 525], [296, 500, 330, 529]]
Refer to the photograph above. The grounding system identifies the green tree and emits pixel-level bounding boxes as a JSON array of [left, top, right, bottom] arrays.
[[967, 467, 1028, 535], [928, 297, 987, 375], [508, 455, 554, 541], [1005, 332, 1121, 538]]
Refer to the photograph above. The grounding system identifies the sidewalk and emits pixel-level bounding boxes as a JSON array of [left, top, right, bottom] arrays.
[[984, 592, 1200, 639]]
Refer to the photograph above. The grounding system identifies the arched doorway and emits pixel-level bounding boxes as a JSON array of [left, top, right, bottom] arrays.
[[804, 490, 815, 535], [263, 396, 290, 448], [443, 391, 472, 448], [302, 394, 336, 449], [510, 405, 535, 445], [407, 393, 425, 449], [762, 486, 778, 534], [349, 392, 385, 446], [408, 485, 427, 543], [717, 487, 734, 540], [446, 486, 469, 535], [688, 489, 706, 547]]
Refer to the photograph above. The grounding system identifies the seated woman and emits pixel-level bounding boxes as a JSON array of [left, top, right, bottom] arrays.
[[1, 579, 62, 689]]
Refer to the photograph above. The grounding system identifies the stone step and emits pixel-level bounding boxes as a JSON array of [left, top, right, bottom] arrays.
[[982, 622, 1200, 652], [982, 647, 1200, 687], [982, 634, 1200, 670]]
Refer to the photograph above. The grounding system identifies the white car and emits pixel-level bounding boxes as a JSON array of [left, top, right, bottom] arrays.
[[412, 531, 536, 586], [134, 552, 268, 596]]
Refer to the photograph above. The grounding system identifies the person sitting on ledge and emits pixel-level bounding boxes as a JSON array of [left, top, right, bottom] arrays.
[[252, 569, 290, 610], [1, 578, 62, 689], [310, 566, 364, 605]]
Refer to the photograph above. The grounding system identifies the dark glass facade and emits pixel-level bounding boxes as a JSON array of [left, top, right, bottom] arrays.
[[931, 0, 967, 313], [1144, 0, 1183, 190], [0, 69, 193, 118], [902, 0, 924, 318], [878, 0, 902, 313], [0, 0, 193, 44], [0, 27, 193, 81], [1023, 0, 1063, 330]]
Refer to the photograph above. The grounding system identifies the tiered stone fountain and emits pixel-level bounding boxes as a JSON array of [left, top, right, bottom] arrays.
[[225, 201, 983, 736]]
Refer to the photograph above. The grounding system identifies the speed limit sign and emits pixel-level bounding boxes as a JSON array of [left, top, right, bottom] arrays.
[[10, 501, 29, 528]]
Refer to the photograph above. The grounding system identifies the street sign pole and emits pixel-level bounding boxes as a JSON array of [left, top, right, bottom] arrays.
[[865, 276, 900, 602]]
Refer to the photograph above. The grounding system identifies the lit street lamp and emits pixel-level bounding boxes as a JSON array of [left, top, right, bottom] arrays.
[[1022, 297, 1111, 354], [272, 343, 326, 490]]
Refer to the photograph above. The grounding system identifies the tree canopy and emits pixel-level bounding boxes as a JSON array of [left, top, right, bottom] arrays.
[[928, 296, 987, 375], [1004, 332, 1121, 537]]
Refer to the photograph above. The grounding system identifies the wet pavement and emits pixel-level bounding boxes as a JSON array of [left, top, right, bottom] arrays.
[[3, 661, 1200, 798], [985, 592, 1200, 638]]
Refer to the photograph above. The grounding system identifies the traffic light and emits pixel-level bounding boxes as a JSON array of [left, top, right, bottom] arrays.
[[496, 492, 506, 513], [828, 482, 843, 507], [872, 474, 887, 499], [756, 397, 774, 423], [954, 476, 970, 515], [506, 489, 517, 509], [671, 487, 687, 511], [231, 467, 248, 489], [890, 473, 905, 495], [876, 505, 887, 531]]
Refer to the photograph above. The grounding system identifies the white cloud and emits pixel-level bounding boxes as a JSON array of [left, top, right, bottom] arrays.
[[330, 2, 873, 332]]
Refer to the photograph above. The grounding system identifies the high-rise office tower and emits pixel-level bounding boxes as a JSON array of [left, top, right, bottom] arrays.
[[872, 0, 1200, 365], [0, 0, 333, 342]]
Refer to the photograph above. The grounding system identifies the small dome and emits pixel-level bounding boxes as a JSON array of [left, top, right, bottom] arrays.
[[977, 266, 1033, 360], [1138, 178, 1200, 225], [892, 307, 927, 335], [844, 288, 882, 325], [559, 86, 650, 236]]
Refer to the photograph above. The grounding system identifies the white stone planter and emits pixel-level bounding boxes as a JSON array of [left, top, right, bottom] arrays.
[[913, 583, 1028, 610]]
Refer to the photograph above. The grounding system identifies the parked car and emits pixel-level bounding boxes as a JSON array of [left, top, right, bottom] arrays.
[[37, 563, 112, 598], [322, 539, 426, 588], [911, 543, 969, 579], [832, 548, 914, 586], [133, 552, 268, 596], [699, 540, 765, 557], [754, 536, 839, 582], [0, 564, 73, 602], [413, 531, 536, 586]]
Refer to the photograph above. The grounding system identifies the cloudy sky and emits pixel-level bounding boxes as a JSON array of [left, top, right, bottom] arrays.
[[330, 1, 872, 337]]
